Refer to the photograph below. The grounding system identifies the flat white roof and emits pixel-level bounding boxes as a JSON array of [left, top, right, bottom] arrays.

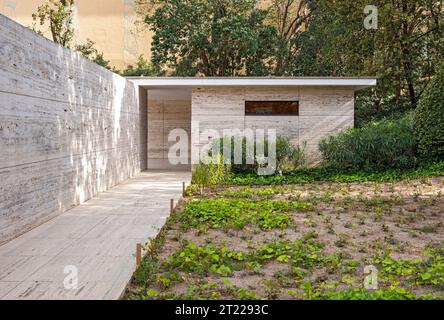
[[127, 77, 377, 90]]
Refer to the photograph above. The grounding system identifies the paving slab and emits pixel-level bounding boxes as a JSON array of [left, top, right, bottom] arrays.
[[0, 171, 191, 300]]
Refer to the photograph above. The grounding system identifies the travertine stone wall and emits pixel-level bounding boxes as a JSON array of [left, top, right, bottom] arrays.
[[147, 89, 191, 170], [191, 87, 245, 165], [0, 14, 146, 244], [299, 87, 354, 162], [245, 87, 300, 147], [191, 86, 354, 165]]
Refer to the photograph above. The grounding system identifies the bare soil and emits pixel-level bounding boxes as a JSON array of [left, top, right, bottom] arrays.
[[124, 177, 444, 300]]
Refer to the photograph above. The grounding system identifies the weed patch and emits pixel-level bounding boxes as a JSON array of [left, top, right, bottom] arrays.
[[228, 161, 444, 185], [181, 199, 313, 230], [166, 242, 246, 276]]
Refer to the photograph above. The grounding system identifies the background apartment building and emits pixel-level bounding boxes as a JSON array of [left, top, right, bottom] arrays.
[[0, 0, 152, 69]]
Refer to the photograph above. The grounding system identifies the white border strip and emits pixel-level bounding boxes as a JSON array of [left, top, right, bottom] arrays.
[[127, 77, 377, 88]]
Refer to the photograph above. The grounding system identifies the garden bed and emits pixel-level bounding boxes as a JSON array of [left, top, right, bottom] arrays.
[[124, 174, 444, 300]]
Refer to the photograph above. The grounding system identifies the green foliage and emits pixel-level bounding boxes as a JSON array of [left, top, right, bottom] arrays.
[[415, 63, 444, 160], [220, 186, 285, 200], [74, 39, 114, 70], [166, 240, 326, 278], [275, 137, 306, 172], [317, 288, 420, 300], [191, 155, 231, 187], [144, 0, 278, 76], [355, 93, 415, 128], [182, 199, 313, 230], [132, 258, 160, 287], [319, 112, 417, 170], [166, 242, 245, 276], [237, 287, 261, 300], [120, 55, 160, 76], [31, 1, 113, 70], [228, 161, 444, 185], [419, 245, 444, 283], [291, 0, 444, 116], [140, 0, 443, 123], [255, 240, 324, 268], [266, 0, 313, 76], [375, 245, 444, 287], [31, 0, 75, 47], [212, 136, 306, 174], [211, 136, 258, 173], [375, 255, 419, 278]]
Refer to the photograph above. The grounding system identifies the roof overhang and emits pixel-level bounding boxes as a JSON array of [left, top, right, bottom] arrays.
[[127, 77, 377, 91]]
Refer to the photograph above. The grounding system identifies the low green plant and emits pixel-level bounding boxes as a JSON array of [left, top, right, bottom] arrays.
[[211, 136, 264, 173], [418, 245, 444, 286], [166, 242, 245, 276], [220, 186, 285, 199], [335, 233, 349, 248], [374, 247, 444, 287], [275, 137, 306, 172], [181, 199, 311, 230], [211, 135, 306, 174], [254, 240, 324, 268], [418, 256, 444, 286], [317, 288, 421, 300], [237, 288, 261, 300], [191, 154, 231, 187], [228, 161, 444, 185]]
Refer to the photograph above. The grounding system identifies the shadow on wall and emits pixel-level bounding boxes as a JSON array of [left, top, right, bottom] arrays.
[[0, 14, 146, 244]]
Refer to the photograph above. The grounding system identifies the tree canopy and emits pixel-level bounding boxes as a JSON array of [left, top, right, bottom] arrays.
[[291, 0, 444, 117], [139, 0, 443, 124], [145, 0, 278, 76], [30, 0, 113, 70], [31, 0, 75, 47]]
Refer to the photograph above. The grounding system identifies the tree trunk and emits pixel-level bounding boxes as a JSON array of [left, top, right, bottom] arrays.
[[401, 42, 416, 105]]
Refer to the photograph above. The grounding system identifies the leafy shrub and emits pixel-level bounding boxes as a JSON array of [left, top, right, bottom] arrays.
[[211, 136, 257, 173], [191, 154, 231, 186], [415, 63, 444, 160], [355, 91, 414, 128], [120, 55, 160, 76], [75, 39, 114, 70], [275, 137, 306, 172], [211, 136, 306, 174], [319, 112, 417, 170]]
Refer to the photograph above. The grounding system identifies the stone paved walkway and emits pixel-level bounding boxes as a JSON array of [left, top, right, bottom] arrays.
[[0, 171, 191, 300]]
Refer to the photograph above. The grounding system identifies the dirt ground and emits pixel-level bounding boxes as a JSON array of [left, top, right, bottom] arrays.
[[125, 177, 444, 300]]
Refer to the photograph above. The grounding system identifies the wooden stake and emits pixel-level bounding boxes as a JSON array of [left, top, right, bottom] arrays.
[[182, 182, 186, 197], [136, 243, 142, 266], [170, 198, 174, 214]]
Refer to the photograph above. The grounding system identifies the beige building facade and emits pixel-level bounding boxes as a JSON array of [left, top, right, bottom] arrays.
[[129, 78, 377, 170], [0, 0, 152, 69]]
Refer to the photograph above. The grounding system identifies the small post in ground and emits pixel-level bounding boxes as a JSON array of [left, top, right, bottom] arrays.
[[136, 243, 142, 267], [182, 182, 186, 197], [170, 198, 174, 214]]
